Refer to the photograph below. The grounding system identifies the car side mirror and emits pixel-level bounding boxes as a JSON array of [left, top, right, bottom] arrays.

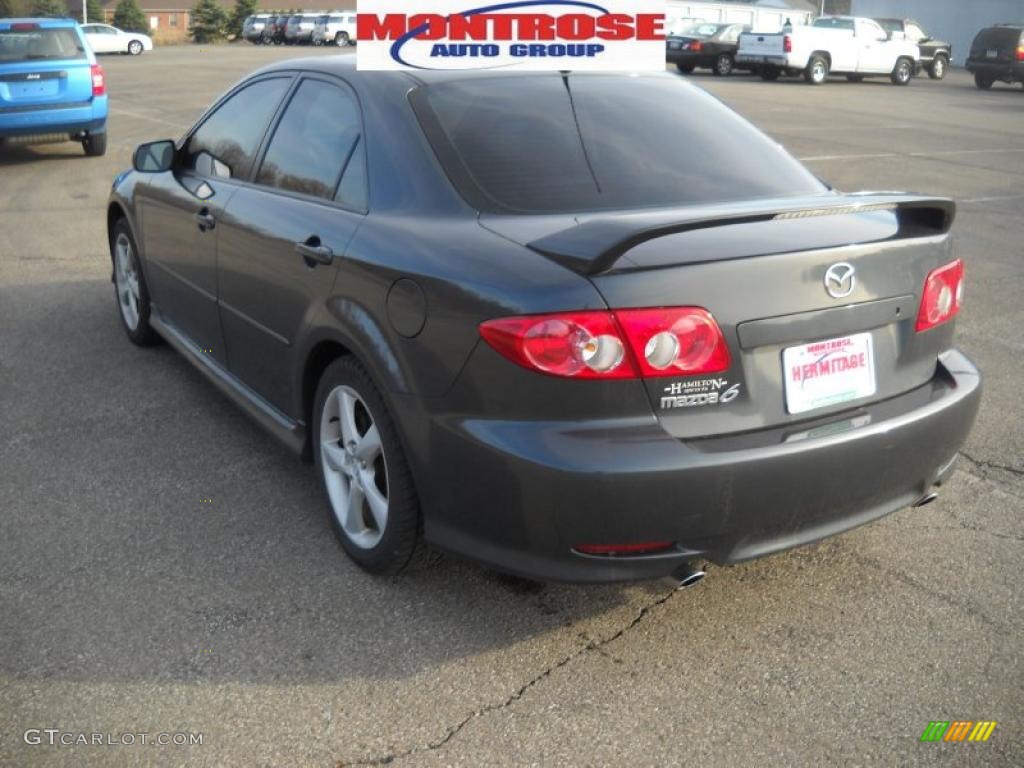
[[133, 139, 175, 173]]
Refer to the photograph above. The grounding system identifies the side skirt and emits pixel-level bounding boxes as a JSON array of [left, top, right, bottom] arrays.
[[150, 309, 306, 456]]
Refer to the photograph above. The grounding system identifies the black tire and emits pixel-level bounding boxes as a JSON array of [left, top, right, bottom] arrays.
[[928, 54, 947, 80], [313, 356, 420, 575], [128, 39, 143, 55], [974, 72, 994, 90], [891, 57, 913, 86], [675, 62, 695, 74], [713, 53, 734, 77], [335, 31, 350, 47], [760, 65, 780, 81], [109, 218, 159, 346], [82, 131, 107, 157], [804, 54, 829, 85], [846, 74, 865, 83]]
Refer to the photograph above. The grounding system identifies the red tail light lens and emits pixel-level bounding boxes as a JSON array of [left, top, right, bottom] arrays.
[[916, 259, 963, 332], [1017, 45, 1024, 62], [783, 34, 792, 53], [616, 307, 731, 377], [91, 64, 106, 96], [11, 22, 40, 30], [690, 40, 703, 52], [479, 307, 730, 380], [575, 541, 675, 556]]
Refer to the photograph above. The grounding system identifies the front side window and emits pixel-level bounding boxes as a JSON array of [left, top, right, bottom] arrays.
[[255, 78, 366, 207], [185, 77, 290, 179]]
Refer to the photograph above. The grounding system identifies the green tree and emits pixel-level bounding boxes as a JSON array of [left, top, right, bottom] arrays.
[[85, 0, 104, 23], [229, 0, 257, 39], [112, 0, 147, 32], [30, 0, 68, 17], [190, 0, 228, 42]]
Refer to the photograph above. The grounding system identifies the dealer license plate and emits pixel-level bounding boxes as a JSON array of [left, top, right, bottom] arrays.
[[783, 333, 876, 415], [986, 49, 998, 58]]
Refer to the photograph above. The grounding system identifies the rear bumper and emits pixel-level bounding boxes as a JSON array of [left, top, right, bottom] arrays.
[[405, 349, 981, 583], [966, 60, 1024, 79], [736, 53, 789, 67], [0, 97, 107, 138]]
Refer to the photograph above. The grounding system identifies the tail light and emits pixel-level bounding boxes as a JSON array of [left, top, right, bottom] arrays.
[[479, 307, 730, 380], [689, 40, 703, 52], [575, 541, 674, 556], [90, 64, 106, 97], [915, 259, 963, 332], [783, 34, 792, 53], [1017, 45, 1024, 62], [11, 22, 40, 30]]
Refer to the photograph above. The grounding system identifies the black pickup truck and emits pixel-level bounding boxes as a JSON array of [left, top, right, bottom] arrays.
[[876, 18, 952, 79]]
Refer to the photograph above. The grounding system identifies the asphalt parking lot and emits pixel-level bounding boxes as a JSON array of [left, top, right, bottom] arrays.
[[1, 45, 1022, 767]]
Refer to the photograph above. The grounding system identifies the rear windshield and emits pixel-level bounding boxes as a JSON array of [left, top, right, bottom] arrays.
[[813, 18, 855, 31], [971, 26, 1022, 51], [412, 74, 826, 214], [680, 23, 722, 38], [0, 28, 86, 62]]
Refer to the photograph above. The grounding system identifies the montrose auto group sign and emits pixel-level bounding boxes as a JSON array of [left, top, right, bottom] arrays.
[[356, 0, 667, 70]]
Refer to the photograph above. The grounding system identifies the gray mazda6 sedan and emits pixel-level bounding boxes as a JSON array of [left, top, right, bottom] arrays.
[[106, 56, 981, 584]]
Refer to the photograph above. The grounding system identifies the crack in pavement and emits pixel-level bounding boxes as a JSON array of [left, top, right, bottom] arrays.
[[960, 451, 1024, 479], [336, 585, 683, 766]]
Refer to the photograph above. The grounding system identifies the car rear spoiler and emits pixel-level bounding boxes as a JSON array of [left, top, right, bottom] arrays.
[[526, 194, 956, 276]]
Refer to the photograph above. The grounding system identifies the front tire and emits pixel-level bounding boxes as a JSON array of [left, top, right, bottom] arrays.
[[928, 55, 947, 80], [128, 40, 143, 55], [82, 131, 106, 157], [110, 218, 159, 346], [974, 72, 994, 90], [313, 357, 420, 575], [891, 57, 913, 85], [804, 54, 829, 85], [335, 31, 350, 47]]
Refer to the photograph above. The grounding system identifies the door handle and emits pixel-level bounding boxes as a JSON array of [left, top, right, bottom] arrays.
[[296, 238, 334, 267], [196, 208, 216, 232]]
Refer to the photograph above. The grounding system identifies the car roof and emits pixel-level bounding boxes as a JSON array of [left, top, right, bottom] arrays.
[[0, 17, 80, 28]]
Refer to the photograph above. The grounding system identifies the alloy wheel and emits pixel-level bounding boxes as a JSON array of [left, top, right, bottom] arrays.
[[319, 385, 389, 549], [114, 232, 140, 331]]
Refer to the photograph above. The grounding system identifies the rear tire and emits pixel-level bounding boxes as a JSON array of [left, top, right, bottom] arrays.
[[891, 57, 913, 86], [928, 55, 947, 80], [676, 62, 695, 74], [335, 31, 349, 47], [974, 72, 994, 90], [82, 131, 106, 157], [313, 357, 420, 575], [804, 54, 829, 85], [713, 53, 734, 77], [760, 65, 780, 81]]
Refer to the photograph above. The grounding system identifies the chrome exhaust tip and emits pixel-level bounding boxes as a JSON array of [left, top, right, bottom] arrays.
[[913, 492, 939, 508], [673, 564, 706, 589]]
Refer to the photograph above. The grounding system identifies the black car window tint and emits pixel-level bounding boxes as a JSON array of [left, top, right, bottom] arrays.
[[185, 77, 290, 179], [416, 75, 825, 214], [255, 79, 362, 202], [335, 137, 367, 211]]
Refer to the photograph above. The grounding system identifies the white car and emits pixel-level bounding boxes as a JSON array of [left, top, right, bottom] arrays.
[[312, 12, 357, 46], [736, 16, 919, 85], [81, 24, 153, 56]]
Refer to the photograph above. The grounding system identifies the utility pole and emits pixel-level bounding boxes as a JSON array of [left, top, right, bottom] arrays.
[[82, 0, 87, 23]]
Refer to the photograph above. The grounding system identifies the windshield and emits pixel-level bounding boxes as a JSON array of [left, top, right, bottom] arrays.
[[412, 74, 826, 214], [0, 28, 86, 62]]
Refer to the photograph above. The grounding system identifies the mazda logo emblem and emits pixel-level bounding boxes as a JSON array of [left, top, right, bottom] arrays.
[[824, 262, 856, 299]]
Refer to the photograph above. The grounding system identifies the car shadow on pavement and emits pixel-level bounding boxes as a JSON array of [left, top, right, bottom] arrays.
[[0, 143, 91, 166], [0, 278, 656, 687]]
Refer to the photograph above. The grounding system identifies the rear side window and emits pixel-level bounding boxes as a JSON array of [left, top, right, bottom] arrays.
[[255, 78, 366, 208], [813, 18, 855, 31], [413, 74, 825, 214], [0, 28, 86, 62], [185, 77, 290, 179]]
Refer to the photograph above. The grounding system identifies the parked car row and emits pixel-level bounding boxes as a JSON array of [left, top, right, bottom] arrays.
[[242, 12, 357, 47], [671, 15, 1022, 91]]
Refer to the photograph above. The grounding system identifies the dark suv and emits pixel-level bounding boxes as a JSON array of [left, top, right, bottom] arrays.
[[876, 18, 952, 79], [966, 24, 1024, 89]]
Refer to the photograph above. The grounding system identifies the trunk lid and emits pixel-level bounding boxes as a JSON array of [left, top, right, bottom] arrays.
[[0, 26, 93, 109], [483, 194, 958, 438], [738, 31, 785, 56]]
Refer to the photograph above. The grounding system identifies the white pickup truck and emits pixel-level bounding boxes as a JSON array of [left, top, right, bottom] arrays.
[[736, 16, 919, 85]]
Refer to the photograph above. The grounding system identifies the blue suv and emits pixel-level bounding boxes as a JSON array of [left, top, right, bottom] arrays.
[[0, 18, 108, 156]]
